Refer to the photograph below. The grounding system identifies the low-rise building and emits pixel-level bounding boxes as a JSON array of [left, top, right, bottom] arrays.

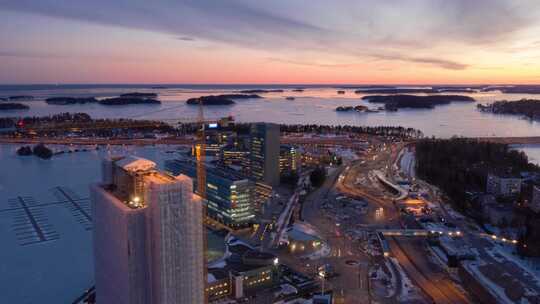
[[486, 173, 522, 196], [207, 238, 281, 302], [531, 184, 540, 213]]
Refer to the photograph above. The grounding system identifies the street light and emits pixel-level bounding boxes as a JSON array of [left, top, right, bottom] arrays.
[[318, 270, 326, 296]]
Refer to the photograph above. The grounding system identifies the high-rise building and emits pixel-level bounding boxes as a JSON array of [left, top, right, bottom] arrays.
[[91, 156, 204, 304], [165, 159, 255, 228], [250, 123, 280, 186], [279, 144, 300, 173]]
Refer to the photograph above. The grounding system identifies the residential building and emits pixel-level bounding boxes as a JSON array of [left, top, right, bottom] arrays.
[[92, 156, 204, 304], [486, 173, 522, 196], [250, 123, 280, 186], [165, 159, 255, 228]]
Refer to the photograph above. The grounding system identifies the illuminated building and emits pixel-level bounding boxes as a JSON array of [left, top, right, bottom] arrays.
[[279, 144, 300, 173], [165, 159, 255, 228], [91, 156, 204, 304], [250, 123, 280, 186], [254, 181, 272, 214]]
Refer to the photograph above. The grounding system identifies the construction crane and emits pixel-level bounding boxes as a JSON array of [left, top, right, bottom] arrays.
[[195, 99, 209, 304]]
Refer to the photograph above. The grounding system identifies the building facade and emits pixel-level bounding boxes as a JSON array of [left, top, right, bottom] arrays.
[[250, 123, 280, 186], [531, 185, 540, 213], [165, 159, 255, 228], [486, 173, 522, 196], [279, 144, 300, 173], [92, 156, 204, 304]]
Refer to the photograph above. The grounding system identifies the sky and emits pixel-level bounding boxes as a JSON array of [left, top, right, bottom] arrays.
[[1, 0, 540, 85]]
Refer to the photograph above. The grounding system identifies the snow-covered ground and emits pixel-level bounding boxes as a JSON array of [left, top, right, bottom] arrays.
[[0, 144, 224, 303], [399, 148, 416, 179], [389, 257, 422, 302]]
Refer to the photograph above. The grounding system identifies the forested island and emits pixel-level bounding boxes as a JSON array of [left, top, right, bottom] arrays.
[[483, 85, 540, 94], [45, 96, 160, 105], [17, 144, 53, 159], [98, 97, 160, 105], [186, 94, 261, 105], [46, 97, 98, 105], [119, 92, 158, 98], [335, 105, 368, 112], [477, 99, 540, 120], [415, 138, 538, 210], [0, 103, 30, 110], [362, 94, 475, 110], [239, 89, 284, 93], [355, 87, 478, 94], [8, 95, 34, 101]]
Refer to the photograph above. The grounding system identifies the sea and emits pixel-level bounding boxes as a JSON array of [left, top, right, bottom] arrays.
[[1, 84, 540, 138], [1, 84, 539, 302]]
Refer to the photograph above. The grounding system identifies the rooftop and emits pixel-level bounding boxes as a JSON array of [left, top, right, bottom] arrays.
[[116, 156, 156, 172]]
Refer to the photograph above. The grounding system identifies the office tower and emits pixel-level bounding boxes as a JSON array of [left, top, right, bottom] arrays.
[[91, 156, 204, 304], [250, 123, 280, 186], [165, 160, 255, 228], [279, 144, 300, 173]]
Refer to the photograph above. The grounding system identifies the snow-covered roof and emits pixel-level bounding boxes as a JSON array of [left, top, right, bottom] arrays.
[[116, 156, 156, 172]]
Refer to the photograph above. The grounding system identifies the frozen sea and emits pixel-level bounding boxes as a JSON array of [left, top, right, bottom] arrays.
[[1, 84, 540, 138], [1, 84, 540, 302], [0, 144, 224, 303]]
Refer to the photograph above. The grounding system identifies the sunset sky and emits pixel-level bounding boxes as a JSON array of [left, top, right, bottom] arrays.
[[1, 0, 540, 84]]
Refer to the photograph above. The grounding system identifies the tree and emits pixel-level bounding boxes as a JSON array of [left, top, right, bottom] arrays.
[[281, 171, 299, 188], [310, 167, 326, 188]]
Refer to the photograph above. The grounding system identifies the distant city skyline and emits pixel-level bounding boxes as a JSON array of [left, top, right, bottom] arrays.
[[1, 1, 540, 84]]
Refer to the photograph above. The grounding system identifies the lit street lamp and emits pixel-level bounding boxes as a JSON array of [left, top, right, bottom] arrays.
[[319, 270, 326, 296]]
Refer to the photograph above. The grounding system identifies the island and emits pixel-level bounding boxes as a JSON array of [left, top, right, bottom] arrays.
[[9, 95, 34, 101], [483, 85, 540, 94], [355, 87, 478, 94], [186, 95, 235, 105], [0, 97, 6, 101], [292, 88, 305, 92], [0, 103, 30, 110], [477, 99, 540, 120], [335, 105, 369, 112], [239, 89, 284, 94], [32, 144, 53, 159], [362, 94, 475, 110], [119, 92, 158, 98], [286, 97, 295, 100], [186, 94, 261, 106], [337, 90, 346, 94], [16, 146, 33, 156], [98, 97, 161, 105], [46, 97, 98, 105]]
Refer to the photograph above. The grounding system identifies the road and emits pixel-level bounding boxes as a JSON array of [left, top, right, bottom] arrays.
[[336, 140, 471, 304], [302, 165, 373, 304]]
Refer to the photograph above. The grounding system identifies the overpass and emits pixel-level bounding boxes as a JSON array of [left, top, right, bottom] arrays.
[[377, 229, 459, 237]]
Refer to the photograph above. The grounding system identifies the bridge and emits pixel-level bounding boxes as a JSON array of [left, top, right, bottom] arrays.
[[377, 229, 461, 237]]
